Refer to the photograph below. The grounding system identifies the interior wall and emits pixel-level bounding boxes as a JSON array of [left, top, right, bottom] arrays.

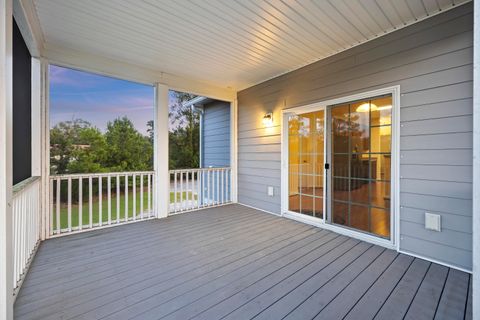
[[237, 3, 473, 270], [12, 18, 32, 185]]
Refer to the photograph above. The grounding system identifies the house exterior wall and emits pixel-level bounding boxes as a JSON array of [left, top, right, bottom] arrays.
[[202, 100, 230, 168], [237, 3, 473, 270]]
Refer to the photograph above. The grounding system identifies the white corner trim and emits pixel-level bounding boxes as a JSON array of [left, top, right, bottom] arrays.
[[472, 0, 479, 317], [0, 0, 14, 319], [40, 58, 49, 240], [230, 98, 238, 203], [31, 57, 41, 177]]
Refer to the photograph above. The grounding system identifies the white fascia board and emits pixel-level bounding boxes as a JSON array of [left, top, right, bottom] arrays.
[[43, 44, 237, 102]]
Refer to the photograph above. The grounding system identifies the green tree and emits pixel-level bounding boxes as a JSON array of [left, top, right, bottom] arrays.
[[67, 127, 108, 173], [147, 120, 154, 144], [50, 119, 92, 174], [169, 92, 200, 170], [104, 117, 153, 171]]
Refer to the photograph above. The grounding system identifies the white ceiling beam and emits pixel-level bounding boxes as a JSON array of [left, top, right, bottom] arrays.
[[12, 0, 44, 57], [43, 43, 236, 102]]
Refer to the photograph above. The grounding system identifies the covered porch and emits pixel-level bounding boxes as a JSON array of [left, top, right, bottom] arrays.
[[1, 0, 480, 319], [14, 204, 473, 320]]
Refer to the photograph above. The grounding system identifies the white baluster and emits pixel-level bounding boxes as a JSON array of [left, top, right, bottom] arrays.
[[148, 173, 151, 216], [125, 174, 129, 221], [186, 171, 190, 209], [79, 177, 83, 231], [116, 175, 120, 224], [98, 176, 102, 227], [207, 170, 211, 206], [107, 175, 111, 225], [133, 174, 136, 221], [49, 179, 53, 235], [180, 171, 183, 210], [56, 178, 61, 234], [140, 174, 144, 219], [221, 169, 224, 204], [89, 177, 93, 228], [174, 171, 177, 212], [67, 178, 72, 232]]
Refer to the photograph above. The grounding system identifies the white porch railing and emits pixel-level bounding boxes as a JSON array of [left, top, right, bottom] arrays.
[[169, 167, 231, 214], [12, 176, 41, 294], [49, 171, 155, 236]]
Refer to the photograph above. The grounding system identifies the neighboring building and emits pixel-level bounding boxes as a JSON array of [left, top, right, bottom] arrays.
[[183, 97, 230, 204]]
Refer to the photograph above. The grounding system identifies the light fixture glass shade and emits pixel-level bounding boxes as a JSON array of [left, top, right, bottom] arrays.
[[262, 112, 273, 126], [356, 102, 377, 113]]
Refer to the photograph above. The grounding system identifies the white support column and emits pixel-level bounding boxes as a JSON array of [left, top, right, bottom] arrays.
[[40, 58, 49, 240], [473, 0, 480, 318], [0, 0, 14, 319], [31, 57, 41, 177], [154, 83, 169, 218], [230, 98, 238, 203]]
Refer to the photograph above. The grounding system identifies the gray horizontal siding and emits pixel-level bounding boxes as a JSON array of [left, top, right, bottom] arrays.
[[237, 3, 473, 270], [203, 101, 230, 168]]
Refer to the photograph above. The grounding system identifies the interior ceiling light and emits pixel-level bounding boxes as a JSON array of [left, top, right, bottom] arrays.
[[356, 103, 392, 112]]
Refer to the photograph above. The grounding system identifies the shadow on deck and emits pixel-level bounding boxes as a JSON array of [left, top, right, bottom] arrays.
[[14, 204, 472, 320]]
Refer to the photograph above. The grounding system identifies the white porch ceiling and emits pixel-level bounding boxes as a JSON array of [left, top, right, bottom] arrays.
[[32, 0, 470, 91]]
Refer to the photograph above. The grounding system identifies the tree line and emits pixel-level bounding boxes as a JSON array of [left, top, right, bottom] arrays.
[[50, 91, 200, 175]]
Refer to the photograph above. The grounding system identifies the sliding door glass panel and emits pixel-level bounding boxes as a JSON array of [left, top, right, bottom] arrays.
[[329, 95, 392, 239], [371, 207, 390, 238], [350, 101, 370, 154], [350, 204, 369, 233], [371, 97, 392, 126], [288, 110, 325, 218], [332, 201, 348, 225]]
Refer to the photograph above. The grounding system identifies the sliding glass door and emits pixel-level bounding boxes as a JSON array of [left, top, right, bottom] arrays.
[[285, 92, 393, 240], [328, 95, 392, 239]]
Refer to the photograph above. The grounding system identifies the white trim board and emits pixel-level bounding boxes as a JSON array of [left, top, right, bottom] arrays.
[[237, 202, 282, 217], [0, 0, 14, 319], [43, 44, 236, 102], [230, 99, 238, 203], [472, 0, 479, 317], [12, 0, 44, 57], [280, 86, 401, 250]]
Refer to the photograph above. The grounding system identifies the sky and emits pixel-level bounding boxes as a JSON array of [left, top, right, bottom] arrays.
[[49, 65, 181, 135]]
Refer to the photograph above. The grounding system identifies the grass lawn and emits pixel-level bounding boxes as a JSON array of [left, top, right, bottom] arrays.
[[54, 190, 196, 230]]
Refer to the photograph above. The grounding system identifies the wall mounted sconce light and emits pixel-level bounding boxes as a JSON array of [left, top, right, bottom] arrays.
[[262, 112, 273, 127]]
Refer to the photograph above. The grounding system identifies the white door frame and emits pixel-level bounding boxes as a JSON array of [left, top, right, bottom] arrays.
[[281, 86, 401, 250]]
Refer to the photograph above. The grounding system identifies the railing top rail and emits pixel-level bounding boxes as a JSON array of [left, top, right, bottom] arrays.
[[13, 176, 41, 197], [169, 167, 231, 173], [50, 171, 155, 179]]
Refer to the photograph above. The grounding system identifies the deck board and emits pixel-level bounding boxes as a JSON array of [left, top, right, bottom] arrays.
[[14, 204, 472, 320]]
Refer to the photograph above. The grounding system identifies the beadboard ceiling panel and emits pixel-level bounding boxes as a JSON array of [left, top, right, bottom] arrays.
[[32, 0, 471, 91]]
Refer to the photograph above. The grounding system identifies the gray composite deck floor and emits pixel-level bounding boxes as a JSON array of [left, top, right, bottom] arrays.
[[14, 204, 472, 320]]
